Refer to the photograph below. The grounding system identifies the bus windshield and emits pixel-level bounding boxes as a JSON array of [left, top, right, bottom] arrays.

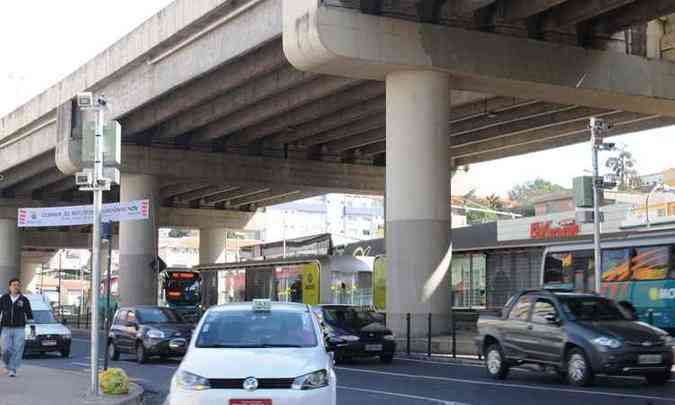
[[161, 272, 201, 306]]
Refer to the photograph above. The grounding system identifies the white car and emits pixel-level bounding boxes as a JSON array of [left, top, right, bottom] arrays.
[[168, 300, 337, 405]]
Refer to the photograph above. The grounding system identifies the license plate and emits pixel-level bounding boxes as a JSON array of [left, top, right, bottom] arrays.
[[638, 354, 662, 365], [41, 340, 57, 347], [230, 400, 271, 405], [365, 344, 383, 352]]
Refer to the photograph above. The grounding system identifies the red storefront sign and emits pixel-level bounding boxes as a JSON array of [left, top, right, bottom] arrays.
[[529, 220, 579, 239]]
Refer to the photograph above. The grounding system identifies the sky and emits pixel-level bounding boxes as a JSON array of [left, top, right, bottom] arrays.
[[2, 1, 674, 199]]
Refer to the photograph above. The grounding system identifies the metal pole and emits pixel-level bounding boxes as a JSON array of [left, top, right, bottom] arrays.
[[103, 226, 113, 370], [58, 250, 63, 320], [406, 313, 411, 356], [90, 100, 105, 396], [591, 123, 602, 294]]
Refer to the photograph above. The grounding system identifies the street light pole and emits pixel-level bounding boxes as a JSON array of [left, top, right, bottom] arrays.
[[590, 117, 612, 293], [77, 93, 110, 396]]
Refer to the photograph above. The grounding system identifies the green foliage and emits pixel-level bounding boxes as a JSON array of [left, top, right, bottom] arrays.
[[605, 147, 641, 191], [507, 178, 567, 216], [463, 191, 504, 224]]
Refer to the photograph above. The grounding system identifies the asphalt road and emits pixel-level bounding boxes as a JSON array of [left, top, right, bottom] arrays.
[[23, 332, 675, 405]]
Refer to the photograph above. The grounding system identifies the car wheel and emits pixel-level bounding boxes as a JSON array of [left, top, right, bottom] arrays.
[[645, 370, 671, 386], [109, 341, 120, 361], [484, 344, 509, 380], [380, 354, 394, 364], [60, 347, 70, 358], [566, 348, 594, 387], [136, 343, 148, 364]]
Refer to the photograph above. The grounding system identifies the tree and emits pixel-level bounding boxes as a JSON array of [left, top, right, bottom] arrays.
[[605, 146, 641, 191], [463, 191, 504, 224], [508, 178, 567, 216]]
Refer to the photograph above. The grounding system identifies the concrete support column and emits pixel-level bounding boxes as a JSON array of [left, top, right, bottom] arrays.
[[199, 228, 227, 308], [385, 70, 451, 333], [119, 174, 160, 306], [0, 219, 21, 293], [20, 260, 40, 293]]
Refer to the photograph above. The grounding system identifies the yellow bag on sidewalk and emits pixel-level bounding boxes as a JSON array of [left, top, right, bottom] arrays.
[[99, 368, 130, 395]]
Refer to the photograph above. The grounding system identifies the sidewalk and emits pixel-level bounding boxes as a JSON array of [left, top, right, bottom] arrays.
[[0, 365, 143, 405]]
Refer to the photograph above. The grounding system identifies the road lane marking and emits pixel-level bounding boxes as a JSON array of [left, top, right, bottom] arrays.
[[338, 386, 469, 404], [336, 367, 674, 401], [394, 358, 675, 383]]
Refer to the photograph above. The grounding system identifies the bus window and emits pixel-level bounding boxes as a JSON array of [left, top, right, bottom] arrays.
[[631, 246, 669, 281], [543, 253, 572, 285], [601, 249, 631, 282]]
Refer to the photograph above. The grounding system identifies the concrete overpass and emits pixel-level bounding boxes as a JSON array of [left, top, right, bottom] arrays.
[[1, 0, 675, 319]]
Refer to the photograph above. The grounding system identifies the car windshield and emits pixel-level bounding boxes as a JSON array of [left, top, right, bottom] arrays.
[[559, 296, 629, 322], [322, 307, 384, 329], [136, 308, 183, 324], [32, 310, 58, 324], [196, 309, 318, 348]]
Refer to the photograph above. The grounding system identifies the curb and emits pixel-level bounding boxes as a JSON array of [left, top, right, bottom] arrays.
[[81, 383, 144, 405], [397, 353, 484, 366]]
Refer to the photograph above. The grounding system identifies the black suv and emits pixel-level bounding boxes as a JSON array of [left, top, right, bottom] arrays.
[[108, 306, 193, 363], [313, 305, 396, 363], [476, 290, 674, 386]]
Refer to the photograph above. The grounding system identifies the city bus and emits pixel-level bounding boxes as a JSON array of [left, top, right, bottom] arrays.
[[541, 232, 675, 334], [158, 268, 202, 322], [193, 255, 374, 308]]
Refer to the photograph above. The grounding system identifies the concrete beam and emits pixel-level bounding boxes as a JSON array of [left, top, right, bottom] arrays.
[[451, 106, 607, 147], [452, 110, 648, 159], [227, 189, 301, 209], [7, 170, 67, 197], [225, 82, 385, 146], [40, 177, 76, 195], [284, 2, 675, 116], [1, 0, 281, 141], [257, 191, 326, 207], [597, 0, 675, 34], [22, 231, 119, 250], [302, 116, 385, 148], [121, 145, 385, 195], [542, 0, 636, 28], [161, 183, 209, 200], [497, 0, 568, 22], [123, 40, 287, 137], [173, 186, 239, 204], [455, 114, 675, 165], [0, 152, 55, 192], [192, 76, 360, 145], [449, 101, 564, 135], [324, 128, 385, 154], [450, 0, 497, 15], [0, 119, 56, 174], [159, 207, 265, 230], [204, 186, 270, 205], [153, 66, 316, 142], [357, 141, 386, 156]]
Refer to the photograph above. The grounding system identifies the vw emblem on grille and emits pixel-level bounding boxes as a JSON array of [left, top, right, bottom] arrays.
[[369, 333, 374, 338], [243, 377, 258, 391], [642, 341, 653, 347]]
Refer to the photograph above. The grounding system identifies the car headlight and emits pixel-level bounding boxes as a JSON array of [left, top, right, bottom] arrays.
[[175, 370, 210, 391], [146, 329, 165, 339], [338, 335, 359, 342], [63, 331, 72, 339], [292, 369, 329, 390], [593, 336, 622, 349], [383, 334, 395, 341], [661, 335, 674, 346]]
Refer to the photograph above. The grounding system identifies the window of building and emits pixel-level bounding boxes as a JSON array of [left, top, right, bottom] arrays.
[[508, 295, 530, 321], [451, 254, 486, 308], [543, 253, 572, 285], [657, 208, 667, 217]]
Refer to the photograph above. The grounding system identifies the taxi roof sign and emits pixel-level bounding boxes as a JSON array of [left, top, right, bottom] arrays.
[[252, 299, 272, 312]]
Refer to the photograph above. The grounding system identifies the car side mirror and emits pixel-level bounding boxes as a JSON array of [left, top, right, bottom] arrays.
[[61, 318, 68, 326]]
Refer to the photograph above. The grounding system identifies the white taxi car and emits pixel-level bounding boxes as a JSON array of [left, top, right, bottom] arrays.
[[168, 300, 337, 405]]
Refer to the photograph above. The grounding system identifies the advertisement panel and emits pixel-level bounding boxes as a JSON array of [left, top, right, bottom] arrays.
[[17, 200, 149, 227]]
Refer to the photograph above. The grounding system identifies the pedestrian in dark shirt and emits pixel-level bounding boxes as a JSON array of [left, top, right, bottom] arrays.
[[0, 278, 33, 377]]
